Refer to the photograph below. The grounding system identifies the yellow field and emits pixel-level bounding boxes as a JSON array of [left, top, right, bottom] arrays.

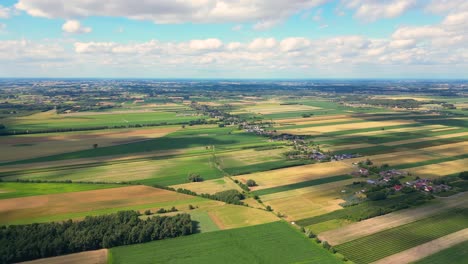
[[0, 126, 179, 162], [381, 131, 468, 146], [205, 204, 279, 230], [420, 141, 468, 156], [239, 103, 321, 115], [20, 249, 107, 264], [217, 147, 287, 166], [341, 149, 438, 167], [275, 115, 350, 124], [233, 162, 353, 191], [278, 117, 360, 127], [171, 177, 242, 194], [343, 124, 447, 137], [260, 179, 355, 221], [406, 158, 468, 178], [325, 143, 376, 152], [283, 120, 415, 135], [340, 142, 467, 167]]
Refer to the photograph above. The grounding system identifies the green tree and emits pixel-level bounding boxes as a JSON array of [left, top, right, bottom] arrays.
[[246, 179, 257, 187]]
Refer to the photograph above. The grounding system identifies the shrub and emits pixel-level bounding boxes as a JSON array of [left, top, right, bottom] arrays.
[[188, 173, 203, 182], [246, 179, 257, 187], [144, 210, 152, 215], [459, 171, 468, 180]]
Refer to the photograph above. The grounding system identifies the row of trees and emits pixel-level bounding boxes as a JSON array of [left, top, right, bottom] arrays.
[[0, 211, 193, 263]]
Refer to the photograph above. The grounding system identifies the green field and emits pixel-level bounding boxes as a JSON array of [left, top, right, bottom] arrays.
[[252, 175, 352, 196], [4, 110, 205, 132], [108, 221, 341, 264], [0, 182, 121, 199], [414, 240, 468, 264], [335, 209, 468, 264], [5, 127, 279, 165]]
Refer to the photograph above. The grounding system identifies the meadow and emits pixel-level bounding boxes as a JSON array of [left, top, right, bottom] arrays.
[[0, 182, 121, 199], [3, 107, 204, 132], [108, 221, 341, 264]]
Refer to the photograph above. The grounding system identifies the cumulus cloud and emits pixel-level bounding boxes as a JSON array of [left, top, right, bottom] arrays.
[[62, 20, 92, 34], [248, 38, 277, 50], [15, 0, 329, 29], [188, 39, 223, 51], [344, 0, 418, 21], [0, 5, 10, 18]]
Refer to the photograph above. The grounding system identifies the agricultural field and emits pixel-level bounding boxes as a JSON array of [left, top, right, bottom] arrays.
[[1, 79, 467, 263], [414, 240, 468, 264], [108, 221, 341, 264], [335, 209, 468, 264], [21, 249, 108, 264], [3, 107, 203, 132], [0, 182, 121, 199]]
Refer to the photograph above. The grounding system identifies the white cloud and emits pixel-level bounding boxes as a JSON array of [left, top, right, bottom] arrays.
[[248, 38, 277, 50], [389, 39, 416, 49], [280, 38, 311, 52], [189, 39, 223, 51], [16, 0, 329, 29], [62, 20, 92, 34], [442, 11, 468, 26], [344, 0, 418, 21], [0, 5, 10, 18], [425, 0, 468, 14]]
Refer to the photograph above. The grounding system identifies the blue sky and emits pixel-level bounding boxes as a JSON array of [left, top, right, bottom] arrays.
[[0, 0, 467, 78]]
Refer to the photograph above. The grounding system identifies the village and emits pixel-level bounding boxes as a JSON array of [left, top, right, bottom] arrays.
[[352, 165, 452, 195]]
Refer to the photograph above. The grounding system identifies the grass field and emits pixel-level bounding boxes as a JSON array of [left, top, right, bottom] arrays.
[[0, 182, 121, 199], [1, 154, 224, 186], [0, 126, 179, 162], [5, 127, 278, 165], [414, 240, 468, 264], [108, 221, 341, 264], [4, 109, 203, 132], [335, 209, 468, 264]]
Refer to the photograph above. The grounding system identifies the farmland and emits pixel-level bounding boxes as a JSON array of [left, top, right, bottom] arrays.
[[1, 79, 467, 263], [109, 221, 341, 264], [414, 240, 468, 264], [335, 209, 468, 264]]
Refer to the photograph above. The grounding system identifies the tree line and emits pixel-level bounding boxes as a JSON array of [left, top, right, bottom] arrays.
[[0, 211, 193, 263]]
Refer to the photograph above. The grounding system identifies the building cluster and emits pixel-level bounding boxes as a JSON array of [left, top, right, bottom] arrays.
[[405, 178, 451, 193]]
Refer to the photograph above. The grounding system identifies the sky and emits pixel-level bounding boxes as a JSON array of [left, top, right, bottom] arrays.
[[0, 0, 467, 79]]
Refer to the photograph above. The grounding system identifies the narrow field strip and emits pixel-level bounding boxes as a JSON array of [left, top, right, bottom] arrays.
[[234, 162, 353, 191], [19, 249, 108, 264], [381, 131, 468, 146], [319, 192, 468, 245], [414, 240, 468, 264], [373, 228, 468, 264], [335, 209, 468, 264], [406, 158, 468, 178], [252, 175, 352, 196]]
